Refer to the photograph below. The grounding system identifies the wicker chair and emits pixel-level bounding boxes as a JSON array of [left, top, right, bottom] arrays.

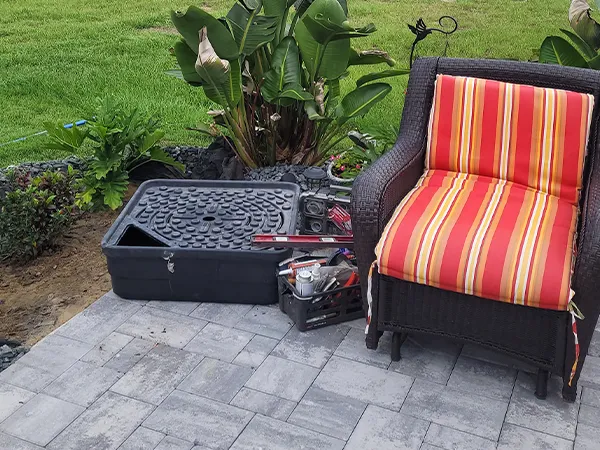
[[350, 57, 600, 401]]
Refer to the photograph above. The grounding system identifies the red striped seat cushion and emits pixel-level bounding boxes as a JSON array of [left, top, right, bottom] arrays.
[[375, 169, 579, 310], [375, 75, 595, 310], [427, 75, 594, 206]]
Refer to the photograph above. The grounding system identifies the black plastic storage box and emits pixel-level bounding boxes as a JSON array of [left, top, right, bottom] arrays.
[[102, 180, 299, 304], [278, 259, 363, 331]]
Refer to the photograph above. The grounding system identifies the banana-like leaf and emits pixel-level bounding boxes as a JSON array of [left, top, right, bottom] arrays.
[[539, 36, 589, 68], [226, 3, 278, 54], [223, 58, 243, 107], [302, 11, 375, 44], [335, 83, 392, 125], [261, 37, 303, 102], [356, 68, 410, 87], [295, 0, 347, 18], [560, 28, 597, 59], [263, 0, 287, 17], [569, 0, 600, 51], [304, 101, 327, 120], [195, 28, 232, 106], [171, 41, 204, 86], [240, 0, 261, 10], [349, 48, 395, 67], [588, 54, 600, 69], [171, 6, 239, 60], [277, 84, 314, 101], [296, 0, 349, 80]]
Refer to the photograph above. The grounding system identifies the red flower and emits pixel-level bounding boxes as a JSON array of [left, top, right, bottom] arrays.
[[356, 164, 361, 169], [340, 165, 345, 171]]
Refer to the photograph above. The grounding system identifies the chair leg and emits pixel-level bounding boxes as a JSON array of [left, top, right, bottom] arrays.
[[391, 332, 403, 362], [534, 369, 549, 400], [562, 382, 577, 403]]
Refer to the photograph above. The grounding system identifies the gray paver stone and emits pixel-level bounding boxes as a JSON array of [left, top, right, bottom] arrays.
[[497, 423, 573, 450], [54, 293, 142, 345], [155, 436, 194, 450], [143, 390, 252, 450], [401, 379, 507, 441], [447, 355, 516, 400], [345, 405, 429, 450], [116, 307, 207, 349], [244, 355, 319, 401], [190, 303, 253, 327], [230, 415, 344, 450], [0, 433, 44, 450], [580, 355, 600, 390], [0, 362, 57, 393], [43, 361, 121, 407], [588, 330, 600, 357], [233, 335, 278, 369], [111, 344, 202, 405], [230, 387, 296, 421], [314, 356, 413, 411], [334, 328, 392, 369], [582, 386, 600, 408], [0, 383, 35, 423], [104, 338, 155, 373], [14, 334, 93, 377], [424, 423, 496, 450], [461, 343, 536, 372], [81, 332, 134, 366], [117, 427, 164, 450], [577, 404, 600, 428], [234, 305, 293, 339], [47, 391, 154, 450], [287, 386, 366, 440], [575, 423, 600, 450], [505, 372, 579, 440], [178, 358, 252, 403], [389, 335, 461, 384], [0, 393, 84, 446], [272, 325, 348, 368], [147, 301, 200, 316], [183, 323, 253, 362]]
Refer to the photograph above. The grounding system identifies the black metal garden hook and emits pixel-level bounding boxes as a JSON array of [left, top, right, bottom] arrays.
[[408, 16, 458, 68]]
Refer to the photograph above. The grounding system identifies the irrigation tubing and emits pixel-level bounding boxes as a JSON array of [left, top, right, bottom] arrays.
[[0, 120, 87, 148]]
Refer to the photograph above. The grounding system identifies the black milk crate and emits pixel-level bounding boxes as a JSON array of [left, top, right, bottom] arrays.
[[278, 270, 363, 332]]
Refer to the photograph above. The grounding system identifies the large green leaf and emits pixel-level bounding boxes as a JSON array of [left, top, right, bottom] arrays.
[[295, 0, 349, 80], [261, 37, 303, 102], [171, 6, 239, 60], [277, 84, 313, 101], [560, 28, 597, 59], [302, 13, 375, 44], [570, 0, 600, 51], [223, 58, 243, 107], [335, 83, 392, 125], [226, 3, 279, 55], [295, 0, 347, 18], [539, 36, 589, 68], [149, 147, 185, 172], [171, 41, 204, 86], [263, 0, 287, 17], [349, 48, 395, 67], [356, 68, 410, 87]]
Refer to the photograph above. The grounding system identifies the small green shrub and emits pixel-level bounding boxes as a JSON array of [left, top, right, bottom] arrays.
[[0, 167, 78, 263], [45, 96, 184, 210]]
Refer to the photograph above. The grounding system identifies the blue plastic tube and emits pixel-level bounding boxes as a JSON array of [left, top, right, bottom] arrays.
[[0, 120, 87, 148]]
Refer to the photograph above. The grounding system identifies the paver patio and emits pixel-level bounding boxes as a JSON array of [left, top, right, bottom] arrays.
[[1, 291, 600, 449]]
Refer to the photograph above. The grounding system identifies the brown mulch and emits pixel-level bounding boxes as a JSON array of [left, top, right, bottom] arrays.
[[0, 210, 119, 346]]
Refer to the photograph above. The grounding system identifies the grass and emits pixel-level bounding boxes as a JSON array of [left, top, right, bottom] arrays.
[[0, 0, 570, 167]]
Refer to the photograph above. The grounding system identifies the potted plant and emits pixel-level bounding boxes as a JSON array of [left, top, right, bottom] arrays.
[[168, 0, 409, 168], [327, 125, 397, 183]]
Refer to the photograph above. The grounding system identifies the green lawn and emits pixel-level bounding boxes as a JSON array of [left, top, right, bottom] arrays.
[[0, 0, 569, 167]]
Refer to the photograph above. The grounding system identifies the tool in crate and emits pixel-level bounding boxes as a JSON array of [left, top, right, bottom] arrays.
[[254, 233, 363, 331]]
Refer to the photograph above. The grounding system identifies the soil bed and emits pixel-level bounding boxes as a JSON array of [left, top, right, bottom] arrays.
[[0, 210, 118, 346]]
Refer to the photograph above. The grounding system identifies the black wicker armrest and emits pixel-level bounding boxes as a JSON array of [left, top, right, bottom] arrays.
[[350, 57, 439, 286]]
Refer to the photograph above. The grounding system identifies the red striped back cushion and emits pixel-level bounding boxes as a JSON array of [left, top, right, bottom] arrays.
[[427, 75, 594, 206]]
